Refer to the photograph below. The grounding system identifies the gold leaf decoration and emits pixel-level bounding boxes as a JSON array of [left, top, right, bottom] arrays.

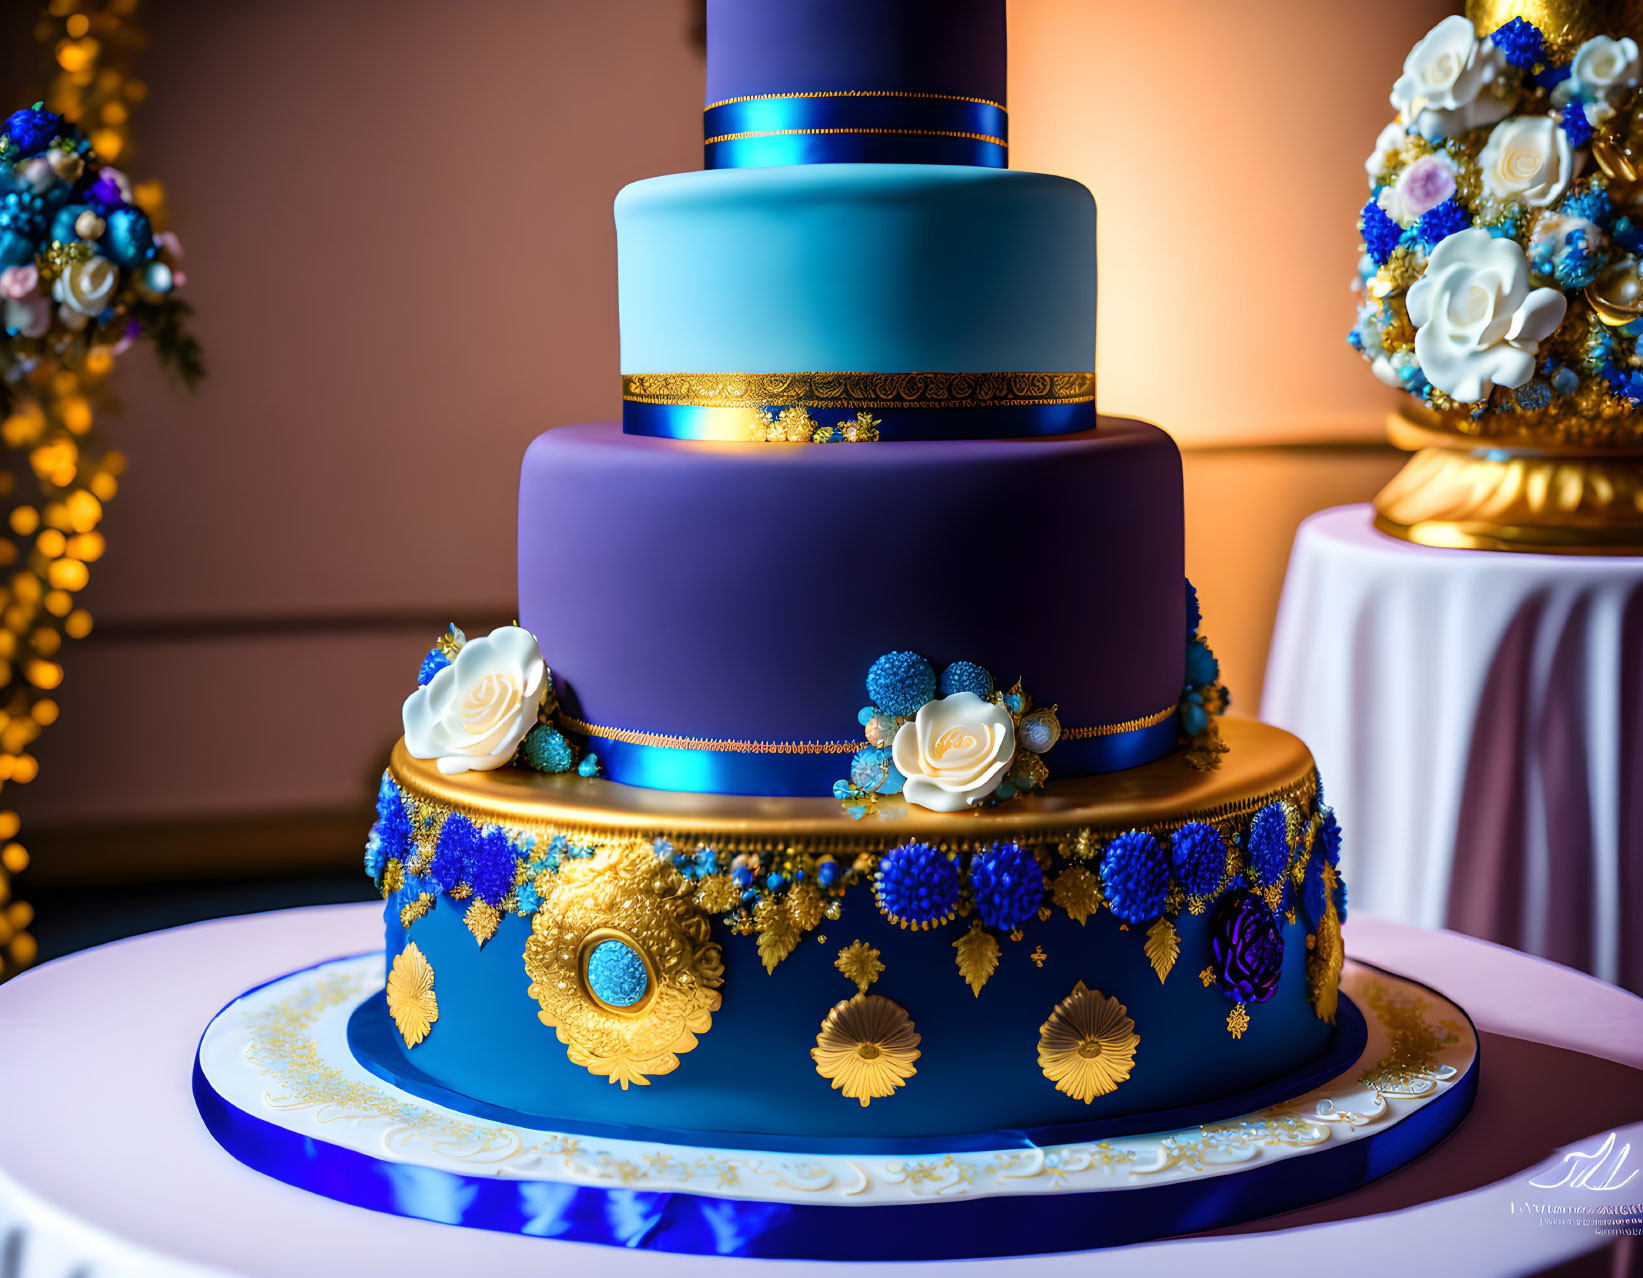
[[1144, 917, 1179, 984], [1036, 981, 1139, 1103], [385, 942, 438, 1049], [464, 899, 501, 946], [381, 859, 404, 895], [788, 882, 824, 932], [953, 921, 1000, 996], [398, 892, 435, 929], [1228, 1002, 1251, 1039], [755, 895, 800, 973], [811, 994, 921, 1107], [1307, 864, 1345, 1024], [523, 840, 724, 1088], [835, 940, 884, 992], [1051, 865, 1102, 925]]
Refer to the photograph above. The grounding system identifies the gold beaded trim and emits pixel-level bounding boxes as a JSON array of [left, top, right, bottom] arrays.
[[559, 715, 861, 755], [561, 703, 1175, 756], [705, 89, 1007, 112], [1061, 705, 1176, 739], [622, 371, 1095, 410], [705, 126, 1007, 148]]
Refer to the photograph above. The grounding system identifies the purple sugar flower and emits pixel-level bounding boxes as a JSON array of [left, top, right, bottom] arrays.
[[1209, 890, 1285, 1004]]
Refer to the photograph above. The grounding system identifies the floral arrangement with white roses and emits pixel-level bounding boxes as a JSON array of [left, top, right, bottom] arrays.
[[1, 103, 200, 406], [1351, 15, 1643, 431], [836, 589, 1228, 817]]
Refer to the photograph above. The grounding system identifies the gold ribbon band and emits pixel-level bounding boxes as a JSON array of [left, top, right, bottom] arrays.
[[621, 372, 1097, 411]]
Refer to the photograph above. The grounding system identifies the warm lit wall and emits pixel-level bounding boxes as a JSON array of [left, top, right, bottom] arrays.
[[1010, 0, 1452, 442], [0, 1, 1430, 869]]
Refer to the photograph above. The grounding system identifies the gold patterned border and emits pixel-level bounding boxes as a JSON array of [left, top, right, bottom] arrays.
[[559, 715, 861, 756], [1061, 705, 1176, 740], [622, 371, 1096, 411], [705, 127, 1007, 148], [560, 703, 1175, 757], [705, 89, 1008, 112]]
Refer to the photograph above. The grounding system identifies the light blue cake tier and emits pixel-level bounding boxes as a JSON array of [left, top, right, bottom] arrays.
[[615, 164, 1095, 374]]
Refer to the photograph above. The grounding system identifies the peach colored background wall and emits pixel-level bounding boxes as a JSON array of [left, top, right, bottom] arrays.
[[0, 0, 1446, 853]]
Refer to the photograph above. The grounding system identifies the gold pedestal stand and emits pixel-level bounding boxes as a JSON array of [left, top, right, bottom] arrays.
[[1373, 407, 1643, 555]]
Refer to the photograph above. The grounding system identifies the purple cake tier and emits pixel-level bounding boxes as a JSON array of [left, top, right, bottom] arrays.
[[705, 0, 1005, 106], [518, 420, 1186, 795]]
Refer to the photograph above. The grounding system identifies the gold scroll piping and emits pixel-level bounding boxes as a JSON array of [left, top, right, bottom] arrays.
[[622, 371, 1096, 411]]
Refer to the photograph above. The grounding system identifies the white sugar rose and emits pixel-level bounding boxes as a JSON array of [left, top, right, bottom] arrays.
[[891, 691, 1014, 813], [1478, 116, 1576, 208], [51, 255, 117, 317], [1407, 227, 1567, 403], [1556, 36, 1640, 110], [1391, 15, 1514, 139], [403, 625, 548, 775]]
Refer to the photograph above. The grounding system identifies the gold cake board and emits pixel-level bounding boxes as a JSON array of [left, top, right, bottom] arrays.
[[389, 716, 1315, 854]]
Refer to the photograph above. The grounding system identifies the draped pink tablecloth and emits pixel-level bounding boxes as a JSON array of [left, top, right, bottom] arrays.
[[1262, 505, 1643, 994], [0, 902, 1639, 1277]]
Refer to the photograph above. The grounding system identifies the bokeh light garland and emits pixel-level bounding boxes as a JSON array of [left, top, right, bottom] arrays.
[[0, 0, 202, 979]]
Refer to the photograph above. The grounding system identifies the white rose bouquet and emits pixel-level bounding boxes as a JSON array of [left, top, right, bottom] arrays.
[[1351, 14, 1643, 430]]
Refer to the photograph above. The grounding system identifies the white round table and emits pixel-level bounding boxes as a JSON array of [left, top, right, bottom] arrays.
[[0, 903, 1639, 1276], [1261, 504, 1643, 994]]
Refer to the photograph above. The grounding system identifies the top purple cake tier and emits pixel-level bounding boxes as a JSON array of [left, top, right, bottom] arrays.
[[703, 0, 1008, 169]]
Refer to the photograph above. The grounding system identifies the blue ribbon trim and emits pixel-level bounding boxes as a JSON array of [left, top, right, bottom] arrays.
[[347, 989, 1366, 1156], [704, 95, 1006, 169], [567, 708, 1174, 797], [621, 397, 1094, 442], [193, 966, 1478, 1258]]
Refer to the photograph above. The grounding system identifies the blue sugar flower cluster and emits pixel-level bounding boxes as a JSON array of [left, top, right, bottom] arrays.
[[1100, 830, 1168, 924], [969, 841, 1044, 931], [1178, 577, 1230, 744], [1169, 820, 1226, 899], [875, 841, 960, 928]]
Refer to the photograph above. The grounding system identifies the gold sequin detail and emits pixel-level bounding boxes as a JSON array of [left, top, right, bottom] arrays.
[[1227, 1003, 1250, 1039]]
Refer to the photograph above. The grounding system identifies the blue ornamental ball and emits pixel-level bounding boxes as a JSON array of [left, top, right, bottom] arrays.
[[1169, 821, 1225, 899], [939, 660, 994, 699], [1184, 578, 1202, 634], [0, 229, 35, 270], [1178, 699, 1209, 737], [875, 841, 960, 928], [850, 746, 891, 793], [586, 938, 649, 1008], [101, 206, 154, 269], [866, 650, 937, 717], [416, 646, 450, 686], [1209, 890, 1285, 1003], [1247, 803, 1291, 889], [1184, 637, 1219, 688], [520, 723, 575, 774], [1302, 852, 1328, 930], [470, 828, 516, 905], [1100, 830, 1168, 924], [577, 751, 601, 778], [4, 107, 64, 157], [50, 203, 91, 246], [969, 841, 1044, 931], [1319, 807, 1342, 868], [816, 857, 840, 889]]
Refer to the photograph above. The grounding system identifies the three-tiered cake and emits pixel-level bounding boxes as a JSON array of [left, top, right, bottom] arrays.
[[194, 1, 1478, 1255]]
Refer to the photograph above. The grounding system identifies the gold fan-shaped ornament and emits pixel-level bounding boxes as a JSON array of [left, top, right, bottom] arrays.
[[1037, 982, 1139, 1103], [811, 993, 921, 1107], [386, 942, 438, 1049]]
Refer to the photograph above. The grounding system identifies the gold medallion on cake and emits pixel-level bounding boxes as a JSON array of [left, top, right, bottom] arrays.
[[523, 839, 724, 1088]]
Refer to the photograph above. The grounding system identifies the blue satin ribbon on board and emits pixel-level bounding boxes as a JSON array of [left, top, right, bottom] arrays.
[[621, 398, 1095, 443], [704, 94, 1006, 169], [564, 710, 1176, 797], [192, 972, 1478, 1259]]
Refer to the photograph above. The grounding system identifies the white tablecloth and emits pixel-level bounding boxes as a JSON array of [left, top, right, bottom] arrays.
[[1261, 505, 1643, 993]]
